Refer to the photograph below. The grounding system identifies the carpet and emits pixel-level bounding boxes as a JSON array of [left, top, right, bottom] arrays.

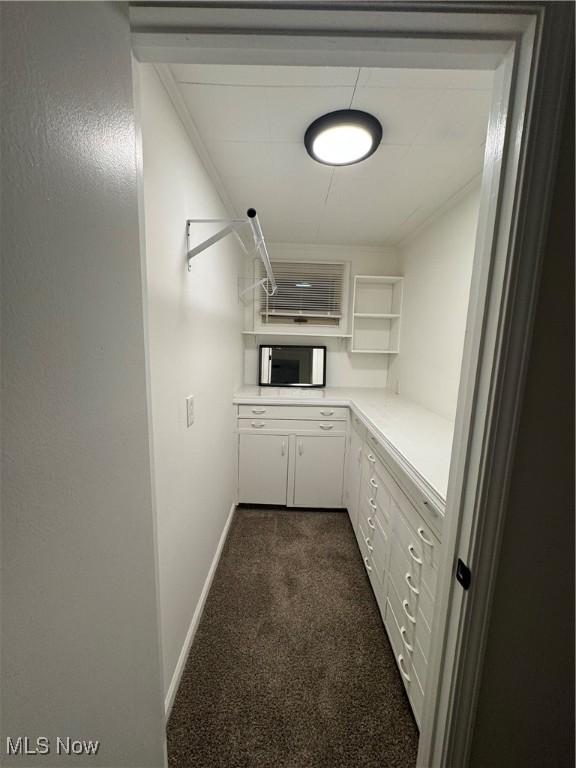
[[167, 507, 419, 768]]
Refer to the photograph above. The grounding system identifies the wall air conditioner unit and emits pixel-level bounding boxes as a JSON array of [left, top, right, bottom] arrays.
[[255, 260, 349, 335]]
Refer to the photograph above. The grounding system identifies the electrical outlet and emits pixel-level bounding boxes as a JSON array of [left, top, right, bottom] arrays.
[[186, 395, 194, 427]]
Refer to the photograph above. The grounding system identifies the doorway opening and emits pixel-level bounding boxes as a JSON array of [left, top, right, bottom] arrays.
[[130, 5, 569, 766]]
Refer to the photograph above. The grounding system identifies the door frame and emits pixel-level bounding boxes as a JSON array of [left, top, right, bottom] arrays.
[[130, 3, 573, 765]]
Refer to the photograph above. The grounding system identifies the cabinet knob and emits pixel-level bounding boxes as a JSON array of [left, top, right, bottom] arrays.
[[402, 599, 416, 625], [400, 626, 414, 654], [408, 543, 423, 566], [417, 526, 434, 547], [405, 572, 420, 595], [398, 654, 412, 683]]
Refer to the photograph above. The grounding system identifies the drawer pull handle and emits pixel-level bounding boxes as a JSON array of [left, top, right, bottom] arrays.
[[405, 572, 420, 595], [251, 421, 266, 428], [402, 599, 416, 624], [398, 654, 411, 683], [369, 497, 377, 510], [369, 478, 378, 489], [320, 409, 335, 416], [367, 516, 376, 530], [251, 408, 267, 414], [298, 441, 303, 456], [364, 556, 373, 573], [365, 536, 373, 552], [367, 453, 376, 464], [281, 441, 286, 457], [400, 626, 414, 653], [319, 423, 334, 430], [408, 544, 423, 565], [417, 526, 434, 547]]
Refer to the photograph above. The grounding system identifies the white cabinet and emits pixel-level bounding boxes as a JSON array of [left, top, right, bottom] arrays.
[[237, 406, 346, 508], [293, 435, 346, 508], [238, 433, 288, 505]]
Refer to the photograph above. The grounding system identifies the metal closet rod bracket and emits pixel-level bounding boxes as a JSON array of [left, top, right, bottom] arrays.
[[186, 208, 277, 296]]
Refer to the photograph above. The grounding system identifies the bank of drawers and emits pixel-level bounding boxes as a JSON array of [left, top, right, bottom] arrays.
[[384, 490, 440, 726]]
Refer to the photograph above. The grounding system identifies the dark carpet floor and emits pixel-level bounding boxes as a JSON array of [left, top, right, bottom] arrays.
[[167, 508, 419, 768]]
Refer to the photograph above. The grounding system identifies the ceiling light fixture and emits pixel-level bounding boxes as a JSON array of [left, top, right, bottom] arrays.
[[304, 109, 382, 166]]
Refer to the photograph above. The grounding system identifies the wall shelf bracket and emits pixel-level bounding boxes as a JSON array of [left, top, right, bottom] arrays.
[[186, 208, 277, 296]]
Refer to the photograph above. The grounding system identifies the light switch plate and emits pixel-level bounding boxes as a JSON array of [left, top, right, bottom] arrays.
[[186, 395, 194, 427]]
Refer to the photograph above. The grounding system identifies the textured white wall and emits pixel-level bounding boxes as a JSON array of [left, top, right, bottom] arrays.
[[137, 64, 245, 703], [0, 5, 165, 767], [243, 243, 400, 388], [389, 187, 480, 420]]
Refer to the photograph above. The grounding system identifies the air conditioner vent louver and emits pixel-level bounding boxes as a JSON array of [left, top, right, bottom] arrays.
[[259, 261, 345, 325]]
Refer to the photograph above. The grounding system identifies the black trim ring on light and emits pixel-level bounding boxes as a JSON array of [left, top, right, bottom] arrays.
[[304, 109, 383, 166]]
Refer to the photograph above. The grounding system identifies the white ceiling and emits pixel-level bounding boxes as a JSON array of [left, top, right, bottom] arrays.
[[170, 64, 493, 246]]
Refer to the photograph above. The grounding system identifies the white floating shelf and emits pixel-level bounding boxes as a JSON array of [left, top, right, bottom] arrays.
[[350, 349, 399, 354], [353, 313, 401, 319], [242, 331, 353, 338]]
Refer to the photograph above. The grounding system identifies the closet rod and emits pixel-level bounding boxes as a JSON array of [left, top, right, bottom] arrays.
[[186, 208, 277, 296]]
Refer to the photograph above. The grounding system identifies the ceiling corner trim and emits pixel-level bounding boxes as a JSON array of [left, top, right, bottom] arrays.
[[396, 173, 483, 250]]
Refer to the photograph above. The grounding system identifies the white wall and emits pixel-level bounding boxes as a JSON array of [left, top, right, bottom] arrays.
[[137, 64, 245, 706], [389, 187, 480, 420], [1, 5, 165, 766], [243, 242, 400, 388]]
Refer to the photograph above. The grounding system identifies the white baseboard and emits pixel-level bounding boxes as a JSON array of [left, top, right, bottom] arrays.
[[164, 501, 236, 718]]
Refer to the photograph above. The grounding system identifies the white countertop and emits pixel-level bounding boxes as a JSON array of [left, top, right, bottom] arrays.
[[233, 386, 454, 505]]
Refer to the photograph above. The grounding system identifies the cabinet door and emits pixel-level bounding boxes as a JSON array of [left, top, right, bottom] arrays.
[[238, 433, 289, 505], [293, 434, 346, 508], [346, 424, 364, 531]]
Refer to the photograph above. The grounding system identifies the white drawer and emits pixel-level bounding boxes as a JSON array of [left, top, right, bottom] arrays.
[[362, 457, 394, 516], [367, 515, 389, 590], [360, 492, 390, 535], [384, 593, 417, 708], [358, 518, 379, 594], [238, 418, 346, 434], [389, 539, 419, 628], [388, 564, 418, 653], [366, 433, 391, 480], [389, 539, 434, 659], [367, 431, 444, 536], [392, 497, 439, 599], [238, 404, 347, 420]]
